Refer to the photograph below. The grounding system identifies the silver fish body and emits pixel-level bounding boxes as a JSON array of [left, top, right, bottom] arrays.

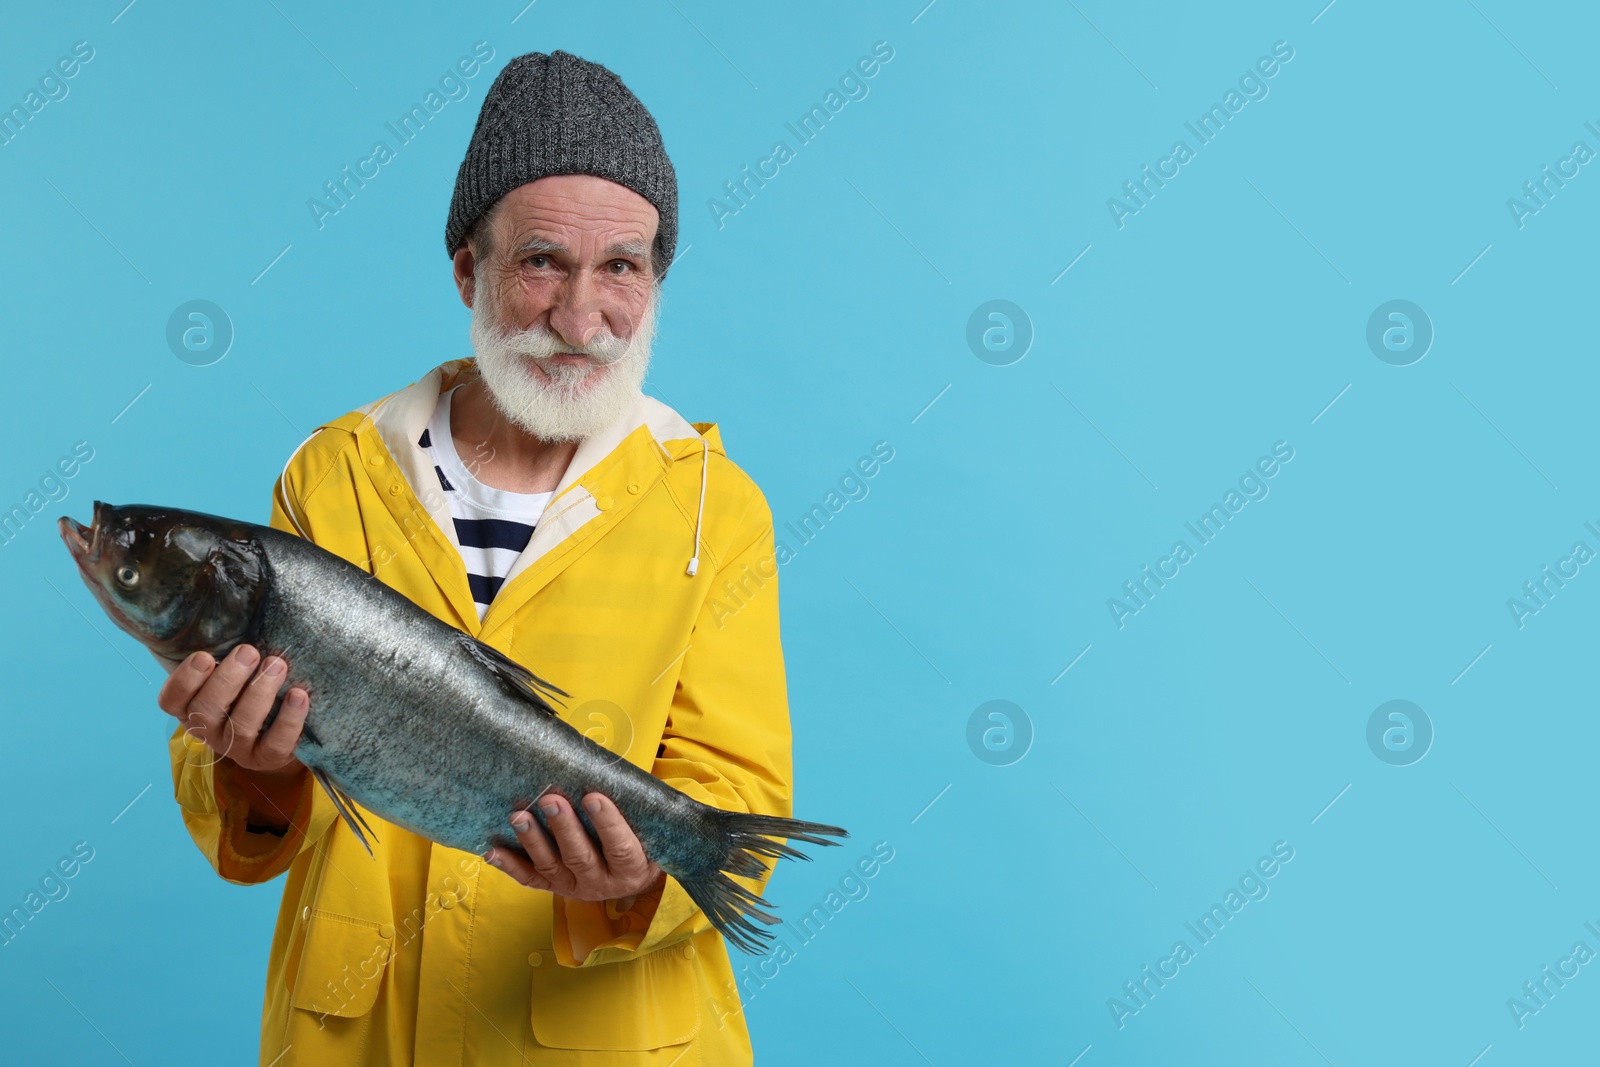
[[61, 502, 846, 953], [257, 524, 721, 873]]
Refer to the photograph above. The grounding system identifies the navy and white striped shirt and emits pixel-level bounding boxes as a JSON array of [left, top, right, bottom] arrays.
[[418, 386, 552, 619]]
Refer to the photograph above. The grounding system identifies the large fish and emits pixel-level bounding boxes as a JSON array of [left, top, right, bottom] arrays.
[[59, 501, 846, 953]]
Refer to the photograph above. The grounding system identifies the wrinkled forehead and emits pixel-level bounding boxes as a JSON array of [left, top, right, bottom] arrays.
[[490, 175, 659, 258]]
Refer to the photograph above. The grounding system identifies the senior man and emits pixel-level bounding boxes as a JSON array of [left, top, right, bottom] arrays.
[[156, 51, 792, 1065]]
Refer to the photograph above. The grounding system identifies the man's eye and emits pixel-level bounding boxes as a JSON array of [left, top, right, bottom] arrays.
[[526, 254, 549, 268], [608, 260, 631, 274]]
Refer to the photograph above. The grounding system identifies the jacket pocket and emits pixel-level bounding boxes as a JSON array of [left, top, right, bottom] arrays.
[[529, 942, 701, 1050], [286, 908, 396, 1019]]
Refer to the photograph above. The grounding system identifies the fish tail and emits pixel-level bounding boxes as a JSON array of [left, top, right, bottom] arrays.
[[676, 811, 849, 955]]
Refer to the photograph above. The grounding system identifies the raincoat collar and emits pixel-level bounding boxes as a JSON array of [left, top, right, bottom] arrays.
[[347, 358, 720, 636]]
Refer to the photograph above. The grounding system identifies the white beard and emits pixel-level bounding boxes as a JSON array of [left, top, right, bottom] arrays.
[[469, 282, 658, 443]]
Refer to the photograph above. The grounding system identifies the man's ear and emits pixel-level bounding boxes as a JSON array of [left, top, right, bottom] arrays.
[[452, 244, 477, 309]]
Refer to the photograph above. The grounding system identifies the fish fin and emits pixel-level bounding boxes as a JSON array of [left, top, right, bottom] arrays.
[[673, 811, 850, 955], [676, 871, 784, 955], [310, 767, 378, 857], [456, 632, 568, 713]]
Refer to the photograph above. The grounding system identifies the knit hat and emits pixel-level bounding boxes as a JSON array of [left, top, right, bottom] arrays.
[[444, 50, 677, 278]]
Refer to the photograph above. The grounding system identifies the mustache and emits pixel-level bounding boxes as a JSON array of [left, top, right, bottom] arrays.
[[490, 320, 635, 367]]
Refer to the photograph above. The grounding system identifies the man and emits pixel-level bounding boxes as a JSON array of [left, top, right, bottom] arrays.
[[157, 51, 793, 1065]]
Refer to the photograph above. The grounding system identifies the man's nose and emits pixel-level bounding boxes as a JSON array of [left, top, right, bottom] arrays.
[[547, 273, 607, 349]]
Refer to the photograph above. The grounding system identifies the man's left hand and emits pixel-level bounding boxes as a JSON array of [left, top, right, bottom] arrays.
[[486, 792, 665, 907]]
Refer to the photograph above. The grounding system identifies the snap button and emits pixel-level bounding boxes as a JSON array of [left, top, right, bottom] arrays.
[[368, 455, 385, 467], [627, 482, 641, 495], [527, 951, 543, 967], [301, 906, 310, 921], [595, 496, 614, 511], [379, 923, 395, 939], [681, 943, 695, 961], [440, 893, 457, 910], [388, 484, 401, 496]]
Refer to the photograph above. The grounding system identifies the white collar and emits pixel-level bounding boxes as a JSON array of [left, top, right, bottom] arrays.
[[363, 359, 703, 561]]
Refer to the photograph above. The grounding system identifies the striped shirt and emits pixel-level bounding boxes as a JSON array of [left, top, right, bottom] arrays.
[[418, 386, 552, 619]]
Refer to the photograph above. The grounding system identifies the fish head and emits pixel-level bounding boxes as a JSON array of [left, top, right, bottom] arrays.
[[58, 502, 267, 660]]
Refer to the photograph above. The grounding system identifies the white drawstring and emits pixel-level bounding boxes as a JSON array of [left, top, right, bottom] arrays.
[[686, 436, 708, 576]]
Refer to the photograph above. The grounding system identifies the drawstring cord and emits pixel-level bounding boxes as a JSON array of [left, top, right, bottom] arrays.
[[686, 436, 708, 576]]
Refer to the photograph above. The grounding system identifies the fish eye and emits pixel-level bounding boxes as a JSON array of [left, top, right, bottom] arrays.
[[115, 565, 140, 588]]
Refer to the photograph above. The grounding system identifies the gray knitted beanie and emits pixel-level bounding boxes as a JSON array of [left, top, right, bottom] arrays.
[[445, 50, 677, 277]]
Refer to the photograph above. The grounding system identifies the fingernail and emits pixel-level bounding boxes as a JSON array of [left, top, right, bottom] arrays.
[[190, 652, 214, 672], [511, 812, 533, 831], [236, 645, 259, 667], [539, 799, 561, 818], [583, 796, 602, 815], [483, 850, 500, 866], [264, 658, 285, 678]]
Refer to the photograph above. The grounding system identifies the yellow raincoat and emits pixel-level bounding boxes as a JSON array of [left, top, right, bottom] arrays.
[[168, 358, 793, 1065]]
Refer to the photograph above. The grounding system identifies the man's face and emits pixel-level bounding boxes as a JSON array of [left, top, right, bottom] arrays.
[[456, 175, 662, 441]]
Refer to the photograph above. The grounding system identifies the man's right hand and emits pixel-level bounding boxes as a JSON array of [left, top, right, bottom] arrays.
[[158, 645, 310, 778]]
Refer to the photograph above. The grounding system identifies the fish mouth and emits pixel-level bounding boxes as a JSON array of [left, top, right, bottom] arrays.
[[58, 502, 142, 636], [58, 501, 102, 567]]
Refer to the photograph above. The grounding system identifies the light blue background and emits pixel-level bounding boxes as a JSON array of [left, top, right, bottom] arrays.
[[1, 1, 1594, 1063]]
